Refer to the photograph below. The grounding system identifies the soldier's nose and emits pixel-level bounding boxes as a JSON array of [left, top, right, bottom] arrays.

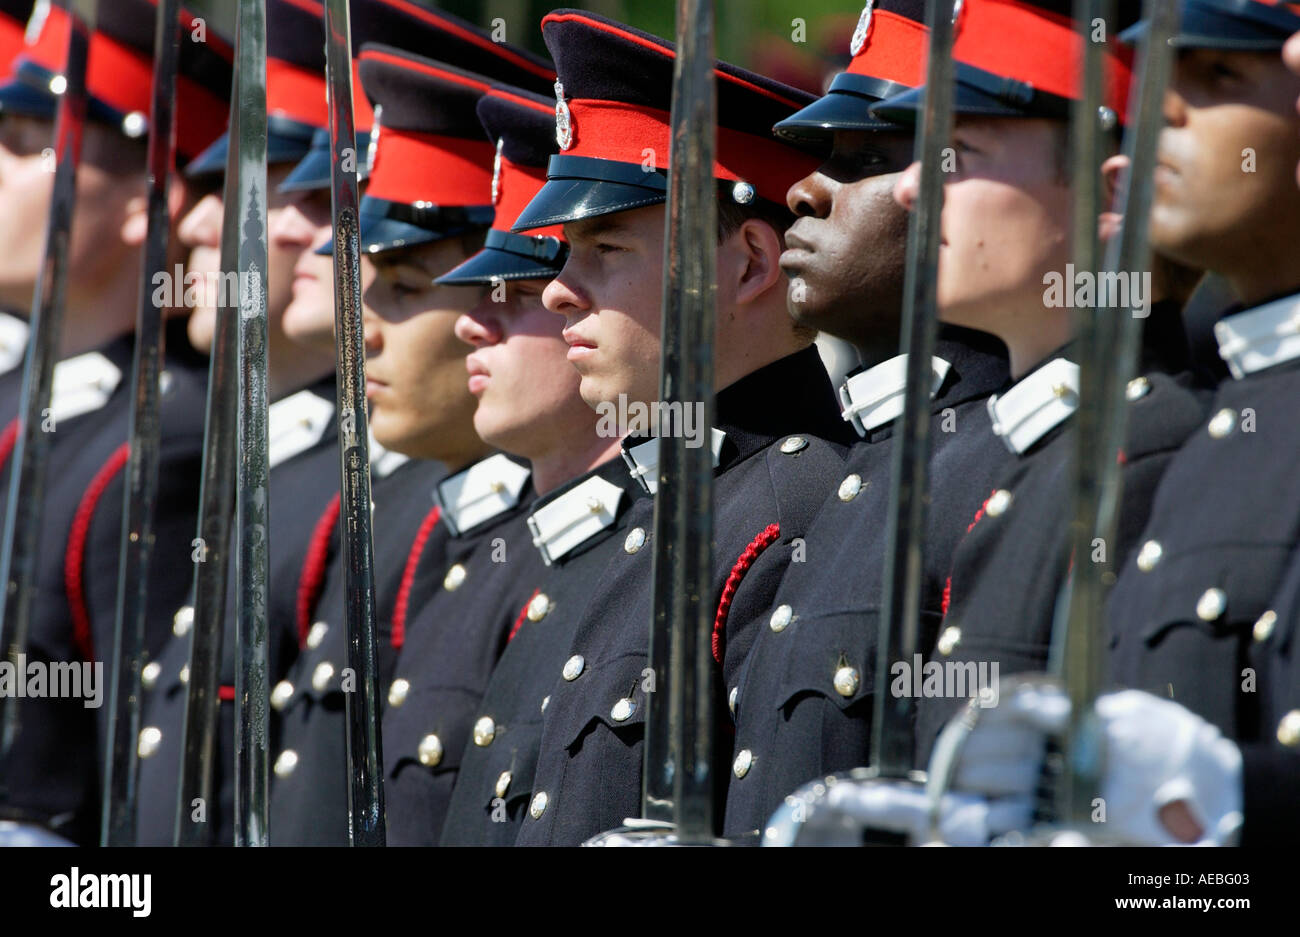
[[178, 194, 222, 248], [542, 274, 589, 317], [269, 200, 318, 249], [787, 171, 830, 219], [362, 316, 383, 355], [893, 161, 921, 213], [454, 309, 502, 348]]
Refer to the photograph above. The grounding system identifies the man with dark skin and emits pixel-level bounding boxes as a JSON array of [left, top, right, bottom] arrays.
[[721, 0, 1012, 838]]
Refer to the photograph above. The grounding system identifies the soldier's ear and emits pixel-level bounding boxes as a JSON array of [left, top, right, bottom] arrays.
[[119, 194, 150, 247], [1098, 154, 1129, 244], [724, 217, 784, 308]]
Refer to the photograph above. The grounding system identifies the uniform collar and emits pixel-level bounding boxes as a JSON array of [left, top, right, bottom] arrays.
[[527, 455, 646, 566], [839, 354, 951, 437], [368, 430, 409, 479], [0, 312, 28, 376], [267, 387, 335, 469], [713, 345, 856, 466], [986, 355, 1080, 456], [1213, 291, 1300, 380], [49, 350, 125, 424], [620, 429, 727, 496], [434, 452, 532, 536]]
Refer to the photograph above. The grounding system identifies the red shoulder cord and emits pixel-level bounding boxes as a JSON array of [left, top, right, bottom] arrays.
[[389, 504, 442, 653], [64, 442, 131, 662], [712, 523, 781, 666], [507, 588, 541, 644], [940, 488, 1000, 618], [295, 492, 341, 649]]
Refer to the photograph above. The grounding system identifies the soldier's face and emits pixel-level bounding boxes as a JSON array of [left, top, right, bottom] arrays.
[[273, 185, 353, 353], [0, 114, 140, 312], [1149, 50, 1300, 300], [894, 117, 1073, 369], [454, 277, 596, 466], [544, 205, 665, 410], [178, 190, 223, 352], [781, 129, 914, 345], [361, 236, 486, 464], [182, 163, 300, 353]]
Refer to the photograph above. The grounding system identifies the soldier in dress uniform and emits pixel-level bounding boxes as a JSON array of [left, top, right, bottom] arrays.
[[435, 84, 648, 846], [0, 0, 34, 378], [720, 0, 1014, 839], [499, 9, 856, 847], [0, 0, 231, 845], [856, 0, 1210, 766], [267, 34, 556, 845], [134, 0, 338, 847], [841, 0, 1300, 848]]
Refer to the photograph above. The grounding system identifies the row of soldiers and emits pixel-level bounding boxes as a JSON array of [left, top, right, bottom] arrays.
[[0, 0, 1296, 848]]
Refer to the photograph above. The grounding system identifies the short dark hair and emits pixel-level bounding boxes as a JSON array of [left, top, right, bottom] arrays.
[[716, 187, 795, 245]]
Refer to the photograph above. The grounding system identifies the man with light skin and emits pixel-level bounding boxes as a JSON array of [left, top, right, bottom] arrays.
[[266, 41, 557, 845], [498, 10, 858, 848]]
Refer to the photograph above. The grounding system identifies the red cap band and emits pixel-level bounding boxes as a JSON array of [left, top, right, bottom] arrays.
[[564, 98, 819, 205], [368, 128, 495, 208], [494, 156, 563, 239], [955, 0, 1132, 122], [21, 5, 229, 158], [847, 9, 929, 87]]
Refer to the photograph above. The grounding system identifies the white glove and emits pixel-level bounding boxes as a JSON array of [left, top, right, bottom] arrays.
[[0, 820, 76, 847], [931, 677, 1244, 846], [761, 776, 1033, 847], [1091, 690, 1242, 846]]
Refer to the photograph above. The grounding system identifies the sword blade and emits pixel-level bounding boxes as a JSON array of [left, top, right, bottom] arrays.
[[870, 0, 957, 779], [101, 0, 183, 848], [322, 0, 385, 847], [0, 0, 98, 769], [231, 0, 271, 848], [640, 0, 717, 840], [177, 1, 242, 847]]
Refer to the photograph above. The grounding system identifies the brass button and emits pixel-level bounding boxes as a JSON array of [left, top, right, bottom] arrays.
[[473, 716, 497, 747], [1253, 610, 1277, 643], [173, 605, 194, 637], [274, 750, 299, 778], [624, 527, 646, 554], [984, 489, 1012, 518], [141, 661, 161, 690], [527, 593, 551, 622], [562, 655, 585, 681], [306, 621, 328, 649], [833, 666, 860, 698], [780, 436, 807, 454], [418, 734, 443, 767], [137, 726, 162, 759], [1195, 588, 1226, 622], [178, 664, 189, 685], [937, 626, 961, 656], [1136, 540, 1163, 572], [728, 686, 739, 715], [312, 661, 335, 691], [388, 678, 410, 708], [733, 749, 754, 778], [837, 473, 863, 502], [1126, 376, 1151, 401], [1207, 408, 1236, 439], [529, 791, 548, 819], [495, 771, 513, 798], [769, 604, 793, 633], [1278, 711, 1300, 748], [443, 563, 468, 591], [611, 697, 636, 722], [271, 680, 294, 711], [540, 695, 550, 713]]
